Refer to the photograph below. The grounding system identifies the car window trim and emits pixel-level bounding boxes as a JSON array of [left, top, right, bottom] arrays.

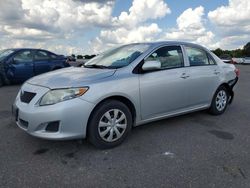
[[134, 44, 185, 74]]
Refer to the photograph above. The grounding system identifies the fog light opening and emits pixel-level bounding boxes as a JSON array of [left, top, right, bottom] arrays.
[[45, 121, 60, 132]]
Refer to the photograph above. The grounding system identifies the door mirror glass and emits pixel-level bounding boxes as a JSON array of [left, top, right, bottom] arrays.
[[142, 60, 161, 71]]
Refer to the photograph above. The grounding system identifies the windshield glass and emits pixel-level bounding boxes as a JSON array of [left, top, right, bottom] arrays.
[[85, 44, 150, 69], [0, 49, 15, 61]]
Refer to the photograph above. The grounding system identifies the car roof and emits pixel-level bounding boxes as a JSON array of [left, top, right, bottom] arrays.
[[123, 41, 208, 50], [5, 48, 49, 51]]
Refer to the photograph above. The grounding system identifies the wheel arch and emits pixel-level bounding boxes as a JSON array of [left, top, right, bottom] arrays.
[[86, 95, 137, 137], [217, 82, 234, 104]]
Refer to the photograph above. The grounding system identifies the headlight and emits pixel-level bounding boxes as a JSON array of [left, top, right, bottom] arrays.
[[39, 87, 88, 106]]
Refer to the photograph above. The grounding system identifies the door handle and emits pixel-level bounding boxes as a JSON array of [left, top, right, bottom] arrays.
[[180, 73, 190, 79], [214, 70, 220, 75]]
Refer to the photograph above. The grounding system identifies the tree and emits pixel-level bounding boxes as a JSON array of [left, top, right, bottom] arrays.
[[232, 49, 244, 58], [77, 55, 83, 59], [243, 42, 250, 57], [212, 48, 224, 57], [84, 54, 96, 59]]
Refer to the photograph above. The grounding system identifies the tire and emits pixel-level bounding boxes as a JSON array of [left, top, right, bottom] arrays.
[[88, 100, 132, 149], [209, 86, 229, 115], [0, 76, 3, 87]]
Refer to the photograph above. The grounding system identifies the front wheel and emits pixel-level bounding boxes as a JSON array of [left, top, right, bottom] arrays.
[[88, 100, 132, 149], [0, 76, 3, 87], [209, 86, 229, 115]]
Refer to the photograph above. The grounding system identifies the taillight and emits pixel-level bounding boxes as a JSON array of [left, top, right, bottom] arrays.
[[235, 68, 239, 77]]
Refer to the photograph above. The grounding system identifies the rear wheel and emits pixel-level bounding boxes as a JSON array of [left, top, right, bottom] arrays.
[[209, 86, 229, 115], [88, 100, 132, 149]]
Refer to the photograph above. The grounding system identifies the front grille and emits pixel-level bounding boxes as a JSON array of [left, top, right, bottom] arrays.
[[20, 91, 36, 103]]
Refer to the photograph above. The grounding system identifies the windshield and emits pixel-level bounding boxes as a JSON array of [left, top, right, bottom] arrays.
[[0, 49, 15, 61], [85, 44, 150, 69]]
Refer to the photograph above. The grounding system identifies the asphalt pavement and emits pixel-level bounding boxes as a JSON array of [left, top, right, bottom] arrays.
[[0, 65, 250, 188]]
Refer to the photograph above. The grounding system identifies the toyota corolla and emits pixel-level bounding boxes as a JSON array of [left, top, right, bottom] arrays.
[[12, 42, 239, 149]]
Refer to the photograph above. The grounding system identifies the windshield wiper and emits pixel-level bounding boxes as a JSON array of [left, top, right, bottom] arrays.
[[84, 64, 109, 69]]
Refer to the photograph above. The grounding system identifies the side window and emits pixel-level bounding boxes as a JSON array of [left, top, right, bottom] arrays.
[[145, 46, 184, 69], [185, 47, 209, 66], [34, 50, 50, 60], [13, 50, 33, 63], [49, 53, 57, 59]]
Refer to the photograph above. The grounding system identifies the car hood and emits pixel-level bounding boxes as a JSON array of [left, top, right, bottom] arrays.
[[27, 67, 116, 89]]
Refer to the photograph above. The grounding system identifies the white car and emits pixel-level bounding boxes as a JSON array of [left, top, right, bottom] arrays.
[[12, 41, 239, 148], [232, 58, 244, 64], [243, 57, 250, 64]]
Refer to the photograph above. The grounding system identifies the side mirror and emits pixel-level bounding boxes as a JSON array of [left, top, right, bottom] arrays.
[[142, 60, 161, 71]]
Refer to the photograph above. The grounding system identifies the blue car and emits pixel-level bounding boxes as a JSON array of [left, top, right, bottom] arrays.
[[0, 48, 69, 86]]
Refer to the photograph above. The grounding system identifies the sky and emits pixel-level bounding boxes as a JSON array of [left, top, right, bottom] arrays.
[[0, 0, 249, 55]]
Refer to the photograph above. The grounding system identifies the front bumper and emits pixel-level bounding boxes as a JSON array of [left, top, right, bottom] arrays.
[[13, 83, 95, 140]]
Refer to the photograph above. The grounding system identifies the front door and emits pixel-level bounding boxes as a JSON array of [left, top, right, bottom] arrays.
[[139, 45, 188, 120], [8, 50, 34, 82]]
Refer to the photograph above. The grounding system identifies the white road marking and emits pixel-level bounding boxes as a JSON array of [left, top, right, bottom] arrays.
[[163, 151, 175, 158]]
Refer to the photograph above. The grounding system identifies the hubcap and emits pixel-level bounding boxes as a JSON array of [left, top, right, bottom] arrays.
[[98, 109, 127, 142], [215, 90, 227, 111]]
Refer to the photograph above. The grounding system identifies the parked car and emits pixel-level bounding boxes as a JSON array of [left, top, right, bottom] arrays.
[[220, 54, 233, 64], [232, 57, 244, 64], [0, 48, 69, 86], [243, 57, 250, 64], [67, 58, 87, 67], [12, 42, 238, 149]]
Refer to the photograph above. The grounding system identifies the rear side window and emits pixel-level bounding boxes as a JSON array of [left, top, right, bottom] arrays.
[[34, 50, 50, 60], [185, 46, 213, 66], [145, 46, 184, 69], [49, 52, 57, 59]]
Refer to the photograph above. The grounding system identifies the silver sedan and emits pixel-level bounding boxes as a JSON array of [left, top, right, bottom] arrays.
[[13, 41, 239, 149]]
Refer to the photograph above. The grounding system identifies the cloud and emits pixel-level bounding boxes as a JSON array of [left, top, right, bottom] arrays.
[[208, 0, 250, 49], [164, 6, 215, 47], [113, 0, 170, 28], [0, 0, 24, 22], [0, 0, 114, 41], [90, 23, 162, 53], [89, 0, 170, 53], [208, 0, 250, 28], [0, 0, 249, 54]]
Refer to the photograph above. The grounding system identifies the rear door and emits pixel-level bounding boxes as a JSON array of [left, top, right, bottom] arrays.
[[139, 45, 189, 119], [8, 50, 34, 82], [33, 50, 52, 75], [183, 46, 221, 107]]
